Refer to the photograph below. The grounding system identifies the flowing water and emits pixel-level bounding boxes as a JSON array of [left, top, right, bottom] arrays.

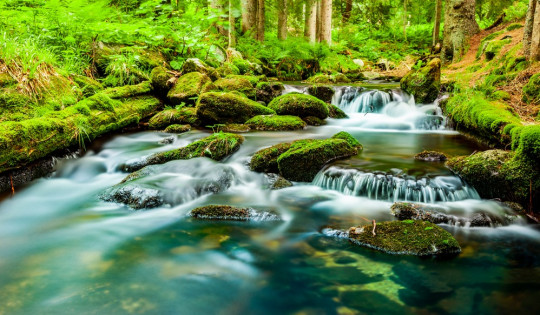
[[0, 83, 539, 314]]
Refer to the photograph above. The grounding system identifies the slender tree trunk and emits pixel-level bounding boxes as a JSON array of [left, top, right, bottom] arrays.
[[278, 0, 287, 40], [241, 0, 257, 35], [228, 0, 236, 48], [531, 0, 540, 60], [403, 0, 408, 41], [210, 0, 227, 36], [432, 0, 442, 46], [316, 0, 322, 42], [343, 0, 352, 23], [256, 0, 265, 42], [441, 0, 480, 64], [320, 0, 332, 45], [524, 0, 537, 57], [305, 0, 317, 43]]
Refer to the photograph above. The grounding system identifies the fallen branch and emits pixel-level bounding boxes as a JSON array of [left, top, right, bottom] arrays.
[[372, 220, 377, 236]]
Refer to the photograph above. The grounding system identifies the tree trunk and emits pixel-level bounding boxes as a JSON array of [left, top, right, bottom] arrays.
[[531, 0, 540, 60], [432, 0, 442, 46], [256, 0, 265, 42], [403, 0, 408, 41], [523, 0, 537, 57], [278, 0, 287, 40], [228, 0, 236, 48], [241, 0, 257, 35], [210, 0, 227, 36], [320, 0, 332, 45], [305, 0, 317, 43], [316, 0, 322, 42], [343, 0, 352, 23], [441, 0, 480, 64]]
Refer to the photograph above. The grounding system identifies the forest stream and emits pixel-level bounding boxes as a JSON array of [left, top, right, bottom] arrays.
[[0, 83, 539, 314]]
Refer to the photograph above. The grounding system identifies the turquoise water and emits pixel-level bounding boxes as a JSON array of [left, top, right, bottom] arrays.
[[0, 86, 539, 314]]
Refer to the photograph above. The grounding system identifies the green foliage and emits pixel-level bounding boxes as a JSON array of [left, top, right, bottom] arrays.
[[503, 0, 529, 22]]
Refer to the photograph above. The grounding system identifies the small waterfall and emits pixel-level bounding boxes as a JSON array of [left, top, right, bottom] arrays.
[[313, 167, 480, 203], [333, 87, 393, 113]]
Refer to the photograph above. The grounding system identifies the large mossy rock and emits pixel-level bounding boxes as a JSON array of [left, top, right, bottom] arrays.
[[307, 85, 335, 103], [181, 58, 220, 81], [122, 132, 244, 172], [328, 105, 348, 119], [268, 93, 329, 119], [400, 58, 441, 104], [277, 138, 359, 182], [446, 150, 539, 210], [250, 143, 293, 173], [190, 205, 281, 221], [196, 92, 275, 124], [256, 82, 285, 104], [150, 66, 172, 98], [167, 72, 214, 105], [213, 77, 256, 99], [245, 115, 306, 131], [306, 73, 351, 84], [348, 220, 461, 256], [522, 73, 540, 104], [148, 108, 199, 129]]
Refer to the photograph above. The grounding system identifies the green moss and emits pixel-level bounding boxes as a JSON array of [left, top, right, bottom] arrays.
[[164, 124, 191, 133], [250, 142, 293, 173], [348, 221, 461, 256], [190, 205, 251, 220], [307, 85, 335, 103], [476, 30, 505, 59], [522, 73, 540, 104], [490, 90, 511, 101], [213, 77, 256, 99], [0, 73, 17, 87], [182, 58, 220, 81], [331, 131, 362, 149], [102, 81, 152, 99], [400, 58, 441, 104], [268, 93, 329, 119], [506, 23, 523, 31], [277, 138, 358, 182], [302, 116, 326, 126], [414, 150, 448, 161], [514, 124, 540, 164], [306, 73, 351, 84], [167, 72, 213, 105], [328, 105, 348, 119], [256, 82, 285, 104], [150, 66, 171, 98], [484, 39, 511, 61], [226, 74, 266, 86], [196, 92, 275, 124], [232, 58, 252, 75], [148, 108, 199, 129], [246, 115, 306, 131], [216, 62, 240, 77], [72, 75, 103, 97]]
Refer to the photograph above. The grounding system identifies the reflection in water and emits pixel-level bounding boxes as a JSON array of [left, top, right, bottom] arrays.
[[0, 85, 539, 314]]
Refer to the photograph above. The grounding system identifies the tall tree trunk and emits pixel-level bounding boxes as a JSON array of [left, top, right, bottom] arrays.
[[320, 0, 332, 45], [524, 0, 537, 57], [432, 0, 442, 47], [403, 0, 408, 41], [531, 0, 540, 60], [241, 0, 257, 35], [305, 0, 317, 43], [256, 0, 265, 42], [278, 0, 287, 40], [316, 0, 322, 42], [228, 0, 236, 48], [441, 0, 480, 64], [210, 0, 227, 36], [343, 0, 352, 23]]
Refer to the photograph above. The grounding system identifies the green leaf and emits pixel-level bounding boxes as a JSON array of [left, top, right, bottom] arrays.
[[424, 227, 434, 231]]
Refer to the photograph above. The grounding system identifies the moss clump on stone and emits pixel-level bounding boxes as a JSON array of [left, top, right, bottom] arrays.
[[181, 58, 220, 81], [246, 115, 306, 131], [306, 73, 351, 84], [331, 131, 362, 149], [167, 72, 214, 105], [123, 132, 244, 172], [226, 74, 266, 86], [250, 143, 293, 173], [328, 105, 348, 119], [103, 81, 152, 99], [190, 205, 251, 220], [268, 93, 329, 119], [256, 82, 285, 104], [490, 90, 511, 101], [148, 108, 199, 129], [271, 176, 293, 190], [348, 220, 461, 256], [307, 85, 335, 103], [164, 124, 191, 133], [522, 73, 540, 104], [400, 58, 441, 104], [150, 66, 172, 98], [72, 74, 103, 97], [213, 77, 256, 99], [196, 91, 275, 124], [484, 39, 511, 61], [414, 150, 448, 161], [277, 138, 359, 182], [217, 62, 240, 77], [302, 116, 326, 126], [506, 23, 523, 31]]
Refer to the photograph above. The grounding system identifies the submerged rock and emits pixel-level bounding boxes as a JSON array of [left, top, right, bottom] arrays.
[[196, 92, 275, 124], [122, 132, 244, 172], [400, 58, 441, 104], [246, 115, 306, 131], [190, 205, 281, 221], [148, 108, 199, 129], [268, 93, 329, 119], [167, 72, 214, 105], [101, 185, 164, 209], [348, 220, 461, 256], [414, 150, 448, 162], [270, 175, 293, 190], [328, 105, 348, 119]]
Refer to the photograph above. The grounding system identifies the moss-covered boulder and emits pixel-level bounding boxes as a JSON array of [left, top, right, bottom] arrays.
[[213, 77, 256, 99], [446, 150, 539, 210], [256, 82, 285, 104], [277, 137, 359, 182], [328, 105, 348, 119], [226, 74, 266, 86], [307, 85, 335, 103], [331, 131, 362, 149], [150, 66, 172, 98], [214, 123, 251, 133], [484, 39, 511, 61], [164, 124, 191, 133], [400, 58, 441, 104], [302, 116, 326, 126], [268, 93, 329, 119], [190, 205, 281, 221], [250, 143, 293, 173], [167, 72, 214, 106], [523, 73, 540, 104], [348, 220, 461, 256], [246, 115, 306, 131], [122, 132, 244, 172], [414, 150, 448, 162], [196, 92, 275, 124], [182, 58, 220, 81], [148, 108, 200, 129], [306, 73, 351, 84], [72, 75, 103, 97], [216, 62, 240, 77]]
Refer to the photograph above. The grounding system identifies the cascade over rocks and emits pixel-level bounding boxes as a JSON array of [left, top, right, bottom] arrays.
[[400, 58, 441, 104]]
